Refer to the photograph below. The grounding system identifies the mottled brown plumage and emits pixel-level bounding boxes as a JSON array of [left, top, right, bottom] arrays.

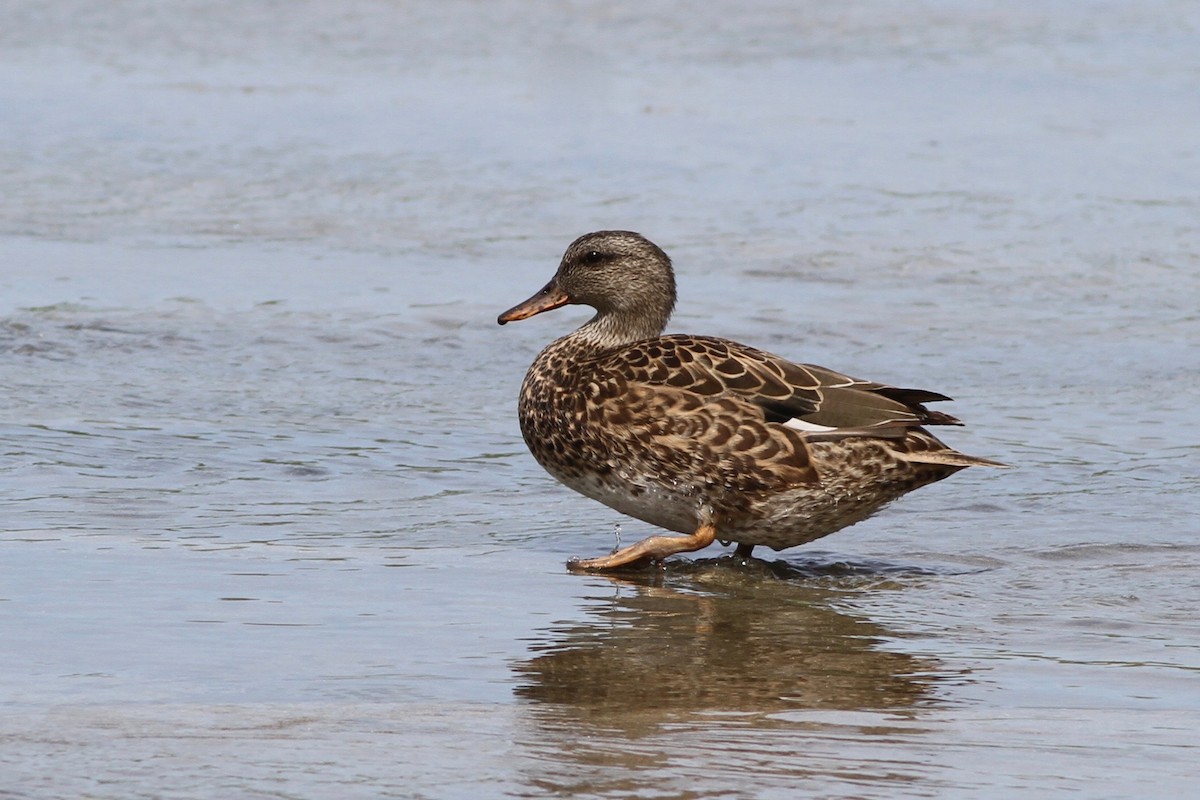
[[498, 231, 1006, 570]]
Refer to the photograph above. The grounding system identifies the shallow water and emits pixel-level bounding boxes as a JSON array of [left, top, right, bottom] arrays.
[[2, 2, 1199, 798]]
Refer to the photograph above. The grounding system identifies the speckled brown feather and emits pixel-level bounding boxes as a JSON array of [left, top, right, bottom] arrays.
[[499, 230, 1006, 566], [594, 334, 962, 428]]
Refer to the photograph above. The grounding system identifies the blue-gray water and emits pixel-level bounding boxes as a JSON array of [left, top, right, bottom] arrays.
[[2, 2, 1198, 797]]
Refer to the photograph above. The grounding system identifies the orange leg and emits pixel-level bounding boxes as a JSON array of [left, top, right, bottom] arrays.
[[568, 522, 717, 572]]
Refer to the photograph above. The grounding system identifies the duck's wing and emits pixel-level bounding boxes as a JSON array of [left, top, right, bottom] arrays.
[[593, 334, 963, 433]]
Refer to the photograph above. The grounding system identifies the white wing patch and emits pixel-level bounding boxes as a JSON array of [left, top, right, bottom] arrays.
[[782, 418, 837, 433]]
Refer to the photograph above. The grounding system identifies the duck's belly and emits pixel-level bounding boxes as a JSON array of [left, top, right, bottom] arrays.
[[721, 462, 960, 550], [543, 450, 958, 552], [524, 398, 962, 551], [547, 466, 702, 536], [556, 468, 893, 550], [719, 485, 899, 550]]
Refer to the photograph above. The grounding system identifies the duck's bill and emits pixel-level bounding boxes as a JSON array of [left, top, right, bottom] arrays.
[[497, 282, 570, 324]]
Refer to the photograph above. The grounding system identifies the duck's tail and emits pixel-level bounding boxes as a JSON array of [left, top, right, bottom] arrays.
[[892, 426, 1010, 469], [900, 449, 1010, 469]]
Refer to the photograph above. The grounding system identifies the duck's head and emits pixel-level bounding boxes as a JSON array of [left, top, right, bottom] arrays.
[[498, 230, 677, 342]]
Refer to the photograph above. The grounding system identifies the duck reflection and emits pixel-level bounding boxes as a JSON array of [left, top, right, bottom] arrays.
[[514, 556, 948, 732]]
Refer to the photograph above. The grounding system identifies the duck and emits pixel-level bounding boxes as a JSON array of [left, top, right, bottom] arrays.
[[498, 231, 1006, 571]]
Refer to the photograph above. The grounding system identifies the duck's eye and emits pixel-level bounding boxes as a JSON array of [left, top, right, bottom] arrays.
[[582, 249, 604, 265]]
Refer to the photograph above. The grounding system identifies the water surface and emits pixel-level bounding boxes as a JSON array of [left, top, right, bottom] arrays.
[[2, 2, 1198, 798]]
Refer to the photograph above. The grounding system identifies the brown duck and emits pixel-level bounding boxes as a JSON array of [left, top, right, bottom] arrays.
[[498, 231, 1006, 571]]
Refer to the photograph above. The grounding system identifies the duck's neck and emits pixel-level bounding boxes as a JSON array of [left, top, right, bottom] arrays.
[[567, 306, 670, 353]]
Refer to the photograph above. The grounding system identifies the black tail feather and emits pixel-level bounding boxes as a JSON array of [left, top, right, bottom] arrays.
[[874, 387, 963, 426]]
